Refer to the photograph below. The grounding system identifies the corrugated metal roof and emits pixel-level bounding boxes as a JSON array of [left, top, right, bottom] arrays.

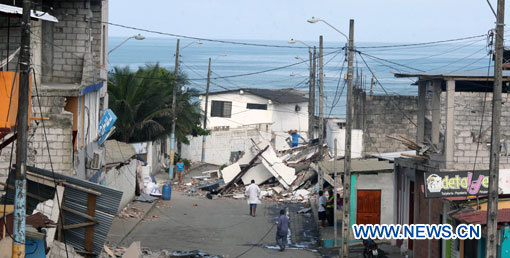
[[451, 208, 510, 225], [318, 158, 394, 175], [204, 88, 308, 103], [0, 4, 58, 22], [368, 151, 415, 162], [394, 70, 510, 79], [5, 166, 123, 256]]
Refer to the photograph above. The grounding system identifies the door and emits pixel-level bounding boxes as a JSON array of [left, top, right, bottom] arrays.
[[356, 190, 381, 224]]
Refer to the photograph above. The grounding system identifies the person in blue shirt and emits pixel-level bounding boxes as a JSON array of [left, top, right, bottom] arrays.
[[288, 129, 306, 148], [175, 158, 186, 185]]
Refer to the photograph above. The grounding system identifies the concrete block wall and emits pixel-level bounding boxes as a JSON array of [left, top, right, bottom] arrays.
[[45, 0, 105, 84], [353, 89, 418, 154], [0, 95, 74, 179], [440, 92, 510, 170], [0, 16, 21, 71]]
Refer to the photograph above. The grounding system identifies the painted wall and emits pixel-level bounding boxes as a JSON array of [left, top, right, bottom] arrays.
[[103, 159, 137, 211], [201, 92, 274, 129], [200, 92, 308, 133], [271, 102, 308, 133], [353, 172, 395, 225], [181, 128, 271, 165], [326, 119, 363, 158]]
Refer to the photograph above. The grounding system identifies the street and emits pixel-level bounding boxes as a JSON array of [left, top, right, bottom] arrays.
[[119, 190, 320, 258]]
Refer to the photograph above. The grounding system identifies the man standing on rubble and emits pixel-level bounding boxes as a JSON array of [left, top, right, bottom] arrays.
[[245, 180, 261, 217], [288, 129, 306, 148]]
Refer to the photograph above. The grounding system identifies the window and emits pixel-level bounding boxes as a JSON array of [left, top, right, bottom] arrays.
[[246, 103, 268, 110], [211, 101, 232, 117]]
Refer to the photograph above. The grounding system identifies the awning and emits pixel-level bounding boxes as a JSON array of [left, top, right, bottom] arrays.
[[0, 4, 58, 22]]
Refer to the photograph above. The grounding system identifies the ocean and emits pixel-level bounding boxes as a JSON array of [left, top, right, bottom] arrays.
[[107, 36, 490, 117]]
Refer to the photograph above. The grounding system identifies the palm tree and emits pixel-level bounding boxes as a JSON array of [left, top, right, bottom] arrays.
[[107, 64, 206, 143]]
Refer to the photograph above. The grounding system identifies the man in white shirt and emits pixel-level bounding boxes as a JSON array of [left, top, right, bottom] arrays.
[[245, 179, 261, 217]]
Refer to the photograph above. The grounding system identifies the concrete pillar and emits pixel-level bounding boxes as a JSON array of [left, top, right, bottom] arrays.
[[417, 81, 427, 144], [431, 80, 441, 146], [445, 80, 455, 168]]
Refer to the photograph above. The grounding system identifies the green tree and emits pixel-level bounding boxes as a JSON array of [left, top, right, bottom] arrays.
[[107, 64, 207, 143]]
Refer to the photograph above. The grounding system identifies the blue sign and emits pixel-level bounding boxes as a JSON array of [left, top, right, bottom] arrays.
[[98, 109, 117, 145]]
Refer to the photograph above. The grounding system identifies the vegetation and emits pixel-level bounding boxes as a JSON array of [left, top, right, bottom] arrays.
[[108, 64, 208, 143]]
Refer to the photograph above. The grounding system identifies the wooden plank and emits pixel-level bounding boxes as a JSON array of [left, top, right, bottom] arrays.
[[46, 185, 64, 249], [63, 221, 96, 230], [0, 183, 46, 201], [0, 205, 14, 214], [62, 206, 97, 222], [399, 134, 420, 147], [84, 194, 97, 253]]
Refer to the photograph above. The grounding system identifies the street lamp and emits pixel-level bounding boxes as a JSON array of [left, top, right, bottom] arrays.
[[307, 17, 349, 41], [288, 38, 311, 47], [181, 40, 203, 50], [108, 34, 145, 55]]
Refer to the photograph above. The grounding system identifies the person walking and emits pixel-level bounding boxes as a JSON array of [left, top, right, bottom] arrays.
[[318, 190, 327, 228], [326, 188, 335, 226], [288, 129, 306, 148], [276, 209, 290, 251], [245, 180, 261, 217], [175, 158, 186, 185]]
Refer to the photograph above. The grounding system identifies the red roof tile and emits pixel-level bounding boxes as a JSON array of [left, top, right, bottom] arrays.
[[451, 208, 510, 225]]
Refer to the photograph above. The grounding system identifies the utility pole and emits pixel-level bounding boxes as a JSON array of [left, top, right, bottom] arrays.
[[308, 47, 315, 139], [370, 75, 375, 97], [201, 57, 212, 162], [487, 1, 505, 257], [318, 36, 324, 191], [334, 139, 338, 247], [341, 19, 355, 258], [169, 39, 180, 179], [12, 0, 31, 257]]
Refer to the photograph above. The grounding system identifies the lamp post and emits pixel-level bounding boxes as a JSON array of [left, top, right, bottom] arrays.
[[169, 40, 204, 179], [308, 17, 353, 257], [289, 39, 315, 139], [181, 40, 203, 50], [201, 54, 227, 162], [108, 34, 145, 55]]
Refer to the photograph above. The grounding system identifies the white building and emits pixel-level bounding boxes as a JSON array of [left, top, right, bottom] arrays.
[[326, 117, 363, 158], [181, 88, 309, 165]]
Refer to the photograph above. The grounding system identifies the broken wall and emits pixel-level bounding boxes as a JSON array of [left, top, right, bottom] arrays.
[[353, 87, 417, 155], [181, 128, 271, 165]]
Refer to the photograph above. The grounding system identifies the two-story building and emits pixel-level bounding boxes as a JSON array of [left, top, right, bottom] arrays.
[[0, 0, 109, 179], [181, 88, 309, 165], [392, 71, 510, 258]]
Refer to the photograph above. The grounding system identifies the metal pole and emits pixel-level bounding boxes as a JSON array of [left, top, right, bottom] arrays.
[[308, 47, 314, 139], [12, 1, 31, 257], [201, 57, 211, 162], [486, 1, 504, 257], [341, 19, 354, 258], [169, 39, 180, 179], [318, 36, 324, 191], [334, 139, 338, 247]]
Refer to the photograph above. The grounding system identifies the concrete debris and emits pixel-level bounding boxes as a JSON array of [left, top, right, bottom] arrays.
[[118, 205, 145, 219], [220, 163, 241, 184], [297, 208, 312, 214], [122, 241, 142, 258]]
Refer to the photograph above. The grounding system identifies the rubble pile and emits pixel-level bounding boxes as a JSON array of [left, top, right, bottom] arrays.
[[167, 138, 324, 204]]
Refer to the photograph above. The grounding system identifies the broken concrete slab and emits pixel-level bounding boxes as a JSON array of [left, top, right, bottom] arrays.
[[241, 163, 272, 185], [253, 140, 296, 188], [122, 241, 141, 258], [220, 162, 241, 184]]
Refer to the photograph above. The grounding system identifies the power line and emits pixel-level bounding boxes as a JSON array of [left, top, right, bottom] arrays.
[[356, 34, 487, 49]]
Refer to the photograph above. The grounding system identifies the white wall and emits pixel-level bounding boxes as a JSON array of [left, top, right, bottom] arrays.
[[181, 128, 272, 165], [271, 102, 308, 133], [326, 125, 363, 158], [103, 159, 137, 211], [201, 92, 273, 129]]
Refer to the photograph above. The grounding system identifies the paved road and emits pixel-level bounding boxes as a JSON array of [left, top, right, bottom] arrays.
[[120, 191, 320, 258]]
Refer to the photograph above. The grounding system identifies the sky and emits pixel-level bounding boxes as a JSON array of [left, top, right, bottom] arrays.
[[109, 0, 505, 43]]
